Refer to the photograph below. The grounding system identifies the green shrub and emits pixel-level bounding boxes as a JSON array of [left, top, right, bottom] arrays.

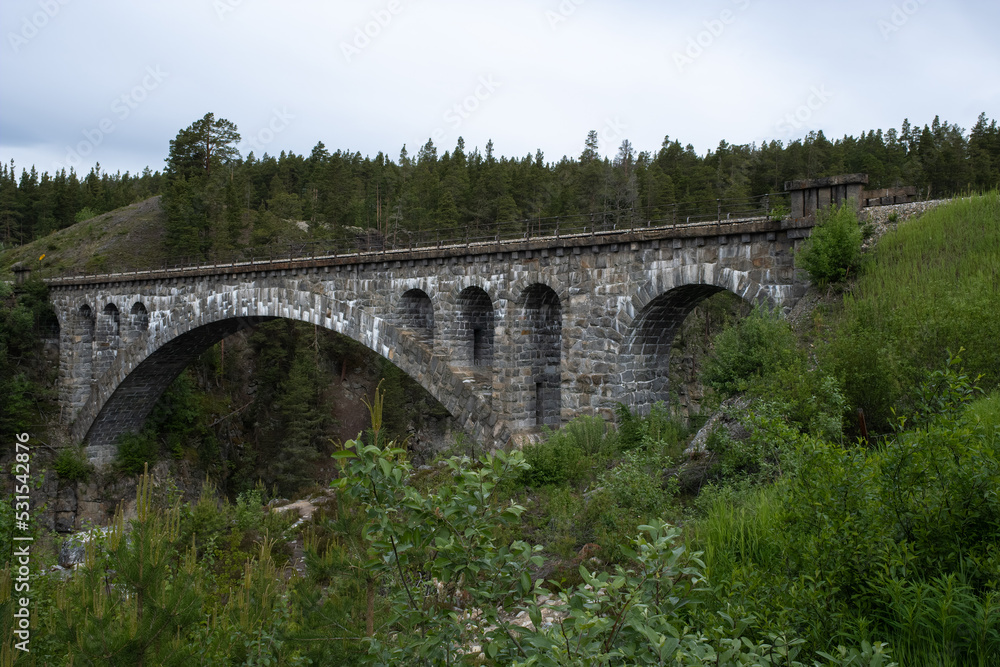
[[554, 414, 614, 456], [706, 403, 804, 481], [614, 402, 687, 454], [748, 360, 847, 440], [702, 306, 798, 397], [234, 488, 264, 532], [797, 202, 863, 286], [53, 446, 94, 482], [114, 431, 160, 475], [73, 206, 98, 223], [519, 434, 587, 487], [598, 447, 677, 520]]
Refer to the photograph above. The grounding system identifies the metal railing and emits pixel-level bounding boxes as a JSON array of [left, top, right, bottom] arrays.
[[46, 192, 792, 283]]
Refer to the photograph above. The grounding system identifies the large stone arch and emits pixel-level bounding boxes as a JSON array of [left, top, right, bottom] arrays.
[[73, 284, 507, 465], [614, 266, 778, 413]]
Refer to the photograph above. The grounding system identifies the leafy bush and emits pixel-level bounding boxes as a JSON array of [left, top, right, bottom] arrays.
[[520, 415, 612, 487], [797, 202, 862, 286], [702, 306, 798, 397], [519, 434, 587, 487], [234, 488, 264, 532], [830, 195, 1000, 433], [114, 431, 160, 475], [53, 446, 94, 482], [74, 206, 98, 223], [747, 360, 847, 440], [553, 414, 614, 456], [598, 447, 677, 519], [706, 402, 805, 481], [615, 402, 687, 452]]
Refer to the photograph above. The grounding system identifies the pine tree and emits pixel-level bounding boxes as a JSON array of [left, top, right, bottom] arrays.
[[54, 467, 203, 666]]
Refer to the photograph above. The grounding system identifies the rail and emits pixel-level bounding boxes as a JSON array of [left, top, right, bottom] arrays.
[[45, 192, 792, 284]]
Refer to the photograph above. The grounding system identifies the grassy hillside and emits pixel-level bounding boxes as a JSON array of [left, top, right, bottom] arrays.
[[0, 197, 168, 279], [829, 192, 1000, 432], [0, 195, 313, 280]]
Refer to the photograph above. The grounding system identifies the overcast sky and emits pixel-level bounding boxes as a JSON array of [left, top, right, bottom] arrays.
[[2, 0, 998, 177]]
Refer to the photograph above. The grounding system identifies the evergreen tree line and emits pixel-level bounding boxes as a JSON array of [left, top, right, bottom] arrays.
[[155, 110, 1000, 259], [3, 112, 998, 258], [0, 162, 163, 245]]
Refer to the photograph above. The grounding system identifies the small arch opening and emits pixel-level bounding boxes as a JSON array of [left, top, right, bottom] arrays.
[[397, 289, 434, 346], [131, 302, 149, 332], [521, 283, 562, 428], [456, 287, 494, 368], [101, 303, 121, 337]]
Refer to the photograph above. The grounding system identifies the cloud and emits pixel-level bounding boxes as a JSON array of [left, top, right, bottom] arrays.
[[1, 0, 997, 175]]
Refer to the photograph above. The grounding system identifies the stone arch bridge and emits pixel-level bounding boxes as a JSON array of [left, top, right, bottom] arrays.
[[47, 216, 814, 465]]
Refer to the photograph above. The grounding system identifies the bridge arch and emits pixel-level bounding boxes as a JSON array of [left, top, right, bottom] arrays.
[[395, 288, 434, 347], [73, 283, 506, 465], [616, 266, 777, 412], [514, 283, 563, 429], [65, 304, 96, 411], [450, 286, 496, 368]]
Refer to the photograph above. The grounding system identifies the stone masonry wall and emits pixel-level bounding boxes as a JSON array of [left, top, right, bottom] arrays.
[[48, 217, 811, 464]]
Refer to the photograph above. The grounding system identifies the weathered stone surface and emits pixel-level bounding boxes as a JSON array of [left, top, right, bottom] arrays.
[[47, 219, 815, 465]]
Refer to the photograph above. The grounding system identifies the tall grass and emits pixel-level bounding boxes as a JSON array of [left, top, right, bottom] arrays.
[[870, 574, 1000, 667], [688, 483, 786, 583], [832, 192, 1000, 431]]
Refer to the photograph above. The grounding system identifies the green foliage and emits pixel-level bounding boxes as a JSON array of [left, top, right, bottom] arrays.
[[54, 446, 95, 482], [0, 277, 57, 443], [706, 402, 806, 481], [830, 193, 1000, 433], [332, 420, 540, 663], [555, 413, 614, 456], [746, 360, 847, 440], [234, 488, 264, 532], [74, 206, 98, 223], [113, 431, 160, 475], [598, 446, 677, 519], [519, 429, 589, 487], [52, 469, 204, 665], [797, 202, 863, 286], [692, 360, 1000, 664], [702, 306, 798, 397]]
